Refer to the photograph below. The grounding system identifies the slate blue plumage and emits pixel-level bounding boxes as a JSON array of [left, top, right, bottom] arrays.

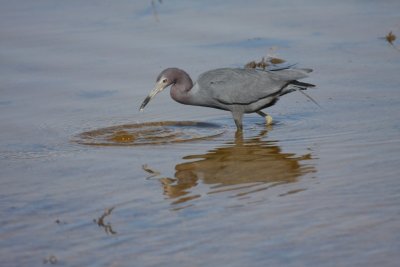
[[140, 67, 315, 130]]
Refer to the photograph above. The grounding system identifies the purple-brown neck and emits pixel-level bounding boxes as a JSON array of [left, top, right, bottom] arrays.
[[160, 68, 193, 105]]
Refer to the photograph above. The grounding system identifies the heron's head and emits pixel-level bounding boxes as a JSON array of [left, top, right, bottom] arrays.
[[139, 69, 177, 111]]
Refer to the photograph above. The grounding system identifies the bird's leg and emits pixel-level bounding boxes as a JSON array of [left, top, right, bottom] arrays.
[[234, 118, 243, 131], [257, 111, 273, 126], [232, 112, 243, 131]]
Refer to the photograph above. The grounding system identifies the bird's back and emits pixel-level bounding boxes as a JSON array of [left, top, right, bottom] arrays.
[[196, 68, 311, 105]]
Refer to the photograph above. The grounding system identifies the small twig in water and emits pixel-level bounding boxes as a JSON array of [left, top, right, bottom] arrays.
[[95, 207, 117, 235], [142, 164, 161, 179]]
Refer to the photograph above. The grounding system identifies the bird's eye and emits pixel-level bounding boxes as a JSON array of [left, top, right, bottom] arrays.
[[162, 79, 168, 83]]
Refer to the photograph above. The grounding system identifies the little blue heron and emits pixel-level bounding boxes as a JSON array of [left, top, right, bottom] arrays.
[[140, 67, 315, 130]]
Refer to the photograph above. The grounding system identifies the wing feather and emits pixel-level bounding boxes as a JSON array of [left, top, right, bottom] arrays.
[[197, 68, 310, 105]]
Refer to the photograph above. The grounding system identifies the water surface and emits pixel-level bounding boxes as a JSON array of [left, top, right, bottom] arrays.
[[1, 1, 400, 266]]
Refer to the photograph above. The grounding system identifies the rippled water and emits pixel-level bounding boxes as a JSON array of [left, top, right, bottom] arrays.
[[1, 1, 400, 267], [74, 121, 225, 146]]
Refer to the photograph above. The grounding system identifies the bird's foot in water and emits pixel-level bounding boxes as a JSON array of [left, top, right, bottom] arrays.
[[265, 114, 273, 126], [257, 111, 273, 126]]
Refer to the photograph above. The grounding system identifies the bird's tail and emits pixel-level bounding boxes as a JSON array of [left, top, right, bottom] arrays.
[[290, 80, 315, 88]]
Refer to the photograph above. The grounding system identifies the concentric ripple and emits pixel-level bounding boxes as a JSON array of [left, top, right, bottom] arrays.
[[73, 121, 226, 146]]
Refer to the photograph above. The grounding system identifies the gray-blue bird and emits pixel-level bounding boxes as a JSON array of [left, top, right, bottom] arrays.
[[140, 67, 315, 130]]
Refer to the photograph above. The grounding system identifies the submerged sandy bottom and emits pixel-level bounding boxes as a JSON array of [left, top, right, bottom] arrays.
[[1, 1, 400, 266]]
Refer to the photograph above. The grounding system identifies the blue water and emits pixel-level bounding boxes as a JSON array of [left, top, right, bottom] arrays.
[[1, 1, 400, 266]]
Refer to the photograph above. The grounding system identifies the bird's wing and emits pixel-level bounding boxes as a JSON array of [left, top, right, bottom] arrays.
[[197, 68, 309, 105]]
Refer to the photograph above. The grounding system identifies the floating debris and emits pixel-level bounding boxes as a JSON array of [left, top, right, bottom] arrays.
[[386, 31, 396, 45], [269, 57, 286, 65], [54, 219, 66, 225], [142, 164, 161, 178], [94, 207, 117, 235], [245, 57, 270, 70], [385, 31, 400, 52], [244, 60, 257, 69], [244, 49, 286, 70], [43, 255, 58, 265]]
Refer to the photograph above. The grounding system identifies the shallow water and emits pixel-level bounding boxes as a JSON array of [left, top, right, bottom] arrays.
[[1, 1, 400, 266], [74, 121, 226, 146]]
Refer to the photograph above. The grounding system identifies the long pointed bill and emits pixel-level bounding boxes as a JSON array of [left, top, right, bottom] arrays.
[[139, 82, 166, 111]]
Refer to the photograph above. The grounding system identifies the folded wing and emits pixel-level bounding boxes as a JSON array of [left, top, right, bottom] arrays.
[[197, 68, 311, 105]]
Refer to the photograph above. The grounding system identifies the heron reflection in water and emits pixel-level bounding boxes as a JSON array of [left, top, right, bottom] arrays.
[[158, 130, 315, 205]]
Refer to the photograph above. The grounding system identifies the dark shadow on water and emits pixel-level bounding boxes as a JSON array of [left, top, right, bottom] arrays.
[[157, 129, 316, 206]]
